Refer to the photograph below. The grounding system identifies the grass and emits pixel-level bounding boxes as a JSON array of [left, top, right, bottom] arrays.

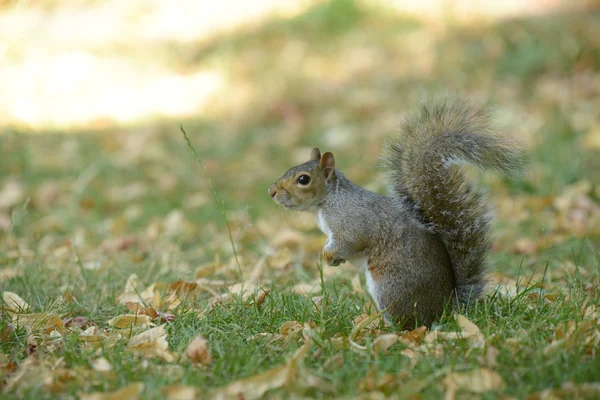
[[1, 0, 599, 398]]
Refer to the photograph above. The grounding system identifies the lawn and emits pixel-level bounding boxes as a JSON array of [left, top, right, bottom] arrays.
[[1, 1, 599, 399]]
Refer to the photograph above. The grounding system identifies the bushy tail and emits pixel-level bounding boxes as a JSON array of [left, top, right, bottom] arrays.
[[383, 95, 524, 304]]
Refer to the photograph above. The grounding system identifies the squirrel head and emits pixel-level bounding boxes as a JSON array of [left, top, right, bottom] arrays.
[[268, 147, 336, 211]]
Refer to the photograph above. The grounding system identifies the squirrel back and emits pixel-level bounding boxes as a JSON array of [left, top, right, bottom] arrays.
[[382, 95, 524, 305]]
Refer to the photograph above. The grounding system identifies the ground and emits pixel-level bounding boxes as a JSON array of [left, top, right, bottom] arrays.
[[1, 1, 599, 399]]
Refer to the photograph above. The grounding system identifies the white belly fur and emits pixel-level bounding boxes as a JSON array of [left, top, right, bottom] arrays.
[[364, 267, 381, 310], [317, 209, 332, 238], [317, 210, 380, 309]]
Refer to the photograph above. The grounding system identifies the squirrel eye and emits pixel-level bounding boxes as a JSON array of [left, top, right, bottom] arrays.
[[297, 174, 311, 185]]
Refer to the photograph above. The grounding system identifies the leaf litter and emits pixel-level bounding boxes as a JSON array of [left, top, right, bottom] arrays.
[[1, 3, 599, 399]]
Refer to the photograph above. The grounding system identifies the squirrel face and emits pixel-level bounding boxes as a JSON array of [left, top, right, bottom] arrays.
[[268, 147, 336, 211]]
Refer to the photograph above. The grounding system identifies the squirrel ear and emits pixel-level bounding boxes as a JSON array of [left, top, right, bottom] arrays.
[[310, 147, 321, 161], [319, 152, 335, 181]]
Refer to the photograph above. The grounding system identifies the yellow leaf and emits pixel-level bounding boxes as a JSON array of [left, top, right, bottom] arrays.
[[80, 382, 145, 400], [2, 292, 29, 313], [290, 282, 321, 295], [127, 325, 177, 362], [372, 334, 399, 354], [107, 314, 152, 329], [211, 363, 288, 400], [209, 341, 311, 400], [455, 314, 485, 348], [12, 313, 62, 333], [161, 385, 198, 400], [443, 368, 504, 395], [279, 321, 303, 336], [128, 325, 166, 347], [184, 336, 211, 365], [117, 274, 141, 304]]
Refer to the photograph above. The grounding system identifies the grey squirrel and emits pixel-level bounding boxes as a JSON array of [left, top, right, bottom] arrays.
[[268, 95, 524, 328]]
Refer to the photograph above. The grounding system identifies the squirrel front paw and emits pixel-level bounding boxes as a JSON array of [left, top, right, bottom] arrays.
[[323, 250, 346, 267]]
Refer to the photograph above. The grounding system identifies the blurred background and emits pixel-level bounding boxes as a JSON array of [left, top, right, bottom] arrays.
[[1, 0, 599, 284]]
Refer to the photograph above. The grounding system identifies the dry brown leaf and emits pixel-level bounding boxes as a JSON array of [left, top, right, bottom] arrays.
[[529, 381, 600, 400], [484, 346, 499, 368], [2, 291, 29, 313], [545, 319, 598, 354], [248, 332, 286, 343], [255, 289, 270, 309], [90, 357, 112, 372], [329, 333, 347, 350], [194, 260, 222, 279], [400, 348, 421, 361], [184, 335, 211, 365], [12, 313, 62, 334], [80, 382, 145, 400], [117, 274, 142, 304], [0, 181, 24, 210], [209, 341, 311, 400], [170, 280, 201, 295], [352, 313, 381, 336], [107, 314, 152, 329], [455, 314, 485, 348], [0, 268, 23, 281], [399, 326, 427, 345], [125, 303, 159, 320], [211, 363, 288, 400], [127, 325, 177, 362], [511, 238, 540, 255], [373, 334, 399, 354], [290, 282, 321, 295], [161, 385, 198, 400], [63, 316, 93, 330], [279, 321, 303, 336], [270, 229, 305, 248], [443, 368, 504, 397]]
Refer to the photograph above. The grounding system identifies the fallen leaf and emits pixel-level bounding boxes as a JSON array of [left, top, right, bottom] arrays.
[[247, 332, 286, 343], [12, 313, 62, 334], [184, 336, 211, 365], [290, 282, 321, 295], [2, 291, 29, 313], [279, 321, 303, 336], [511, 238, 539, 255], [0, 268, 23, 281], [455, 314, 485, 348], [399, 326, 427, 345], [124, 303, 159, 320], [90, 357, 112, 372], [80, 382, 145, 400], [161, 385, 198, 400], [443, 368, 504, 397], [485, 346, 499, 368], [529, 381, 600, 400], [117, 274, 142, 304], [108, 314, 152, 329], [0, 181, 24, 210], [255, 289, 270, 309], [127, 325, 177, 362], [373, 334, 399, 354], [170, 280, 200, 295], [209, 341, 311, 400], [351, 312, 382, 341]]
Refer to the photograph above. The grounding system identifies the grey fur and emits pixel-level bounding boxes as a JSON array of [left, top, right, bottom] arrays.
[[269, 95, 524, 328], [381, 95, 524, 306]]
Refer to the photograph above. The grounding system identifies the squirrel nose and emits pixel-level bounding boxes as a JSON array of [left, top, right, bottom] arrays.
[[268, 185, 277, 198]]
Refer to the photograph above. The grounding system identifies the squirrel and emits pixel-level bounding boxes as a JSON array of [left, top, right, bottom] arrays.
[[268, 95, 524, 328]]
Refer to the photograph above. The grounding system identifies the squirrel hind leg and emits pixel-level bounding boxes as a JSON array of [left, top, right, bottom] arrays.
[[364, 265, 423, 329]]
